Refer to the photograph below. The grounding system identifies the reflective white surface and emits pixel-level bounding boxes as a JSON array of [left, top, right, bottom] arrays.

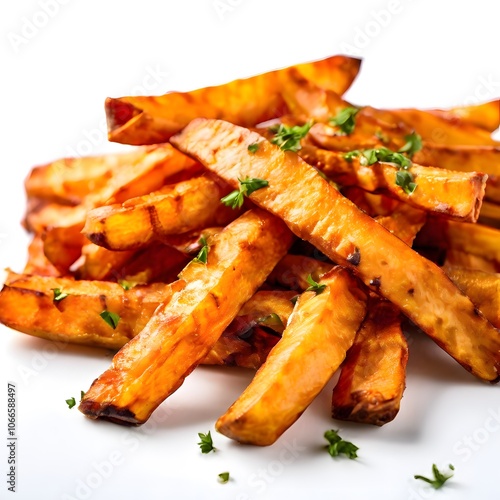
[[1, 1, 499, 499]]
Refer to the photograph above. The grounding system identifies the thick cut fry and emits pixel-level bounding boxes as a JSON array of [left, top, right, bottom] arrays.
[[299, 143, 486, 222], [374, 204, 427, 246], [77, 244, 136, 281], [105, 55, 361, 145], [444, 267, 500, 329], [331, 298, 408, 426], [78, 209, 294, 424], [0, 273, 181, 349], [443, 249, 497, 273], [42, 144, 195, 271], [0, 274, 292, 368], [172, 118, 500, 382], [216, 267, 367, 445], [83, 175, 237, 250]]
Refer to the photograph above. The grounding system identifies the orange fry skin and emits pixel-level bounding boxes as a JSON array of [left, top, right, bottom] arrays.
[[105, 55, 361, 145], [216, 267, 367, 446], [79, 209, 294, 425], [172, 118, 500, 382]]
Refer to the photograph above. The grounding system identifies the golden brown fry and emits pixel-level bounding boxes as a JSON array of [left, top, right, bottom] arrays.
[[444, 267, 500, 328], [172, 118, 500, 382], [299, 143, 486, 222], [0, 273, 181, 349], [374, 203, 427, 246], [479, 200, 500, 227], [78, 209, 294, 424], [83, 175, 237, 251], [105, 55, 361, 145], [77, 244, 136, 281], [216, 267, 367, 445], [41, 144, 195, 271], [443, 249, 497, 273], [331, 298, 408, 426]]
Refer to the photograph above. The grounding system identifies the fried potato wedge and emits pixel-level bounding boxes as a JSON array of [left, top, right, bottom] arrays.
[[172, 118, 500, 381], [331, 298, 408, 426], [216, 266, 367, 445], [0, 273, 181, 349], [299, 143, 486, 222], [105, 55, 361, 145], [78, 209, 294, 424], [83, 175, 237, 251]]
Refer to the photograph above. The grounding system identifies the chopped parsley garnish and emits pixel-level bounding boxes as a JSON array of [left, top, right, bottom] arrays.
[[398, 131, 422, 158], [193, 236, 209, 264], [343, 146, 417, 194], [395, 170, 417, 195], [218, 472, 230, 484], [220, 177, 269, 209], [248, 142, 260, 153], [305, 274, 326, 295], [414, 464, 454, 489], [118, 280, 135, 290], [269, 122, 313, 152], [257, 313, 284, 328], [329, 106, 359, 135], [66, 390, 85, 409], [52, 288, 69, 302], [197, 431, 216, 453], [324, 429, 359, 459], [65, 397, 76, 409], [100, 310, 120, 329]]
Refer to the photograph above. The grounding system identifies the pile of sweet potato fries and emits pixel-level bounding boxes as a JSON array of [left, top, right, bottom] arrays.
[[1, 54, 499, 445]]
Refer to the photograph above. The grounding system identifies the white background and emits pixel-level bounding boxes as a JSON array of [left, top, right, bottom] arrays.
[[1, 1, 500, 499]]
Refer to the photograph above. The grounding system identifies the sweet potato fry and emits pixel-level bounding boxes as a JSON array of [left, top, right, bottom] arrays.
[[172, 118, 500, 382], [83, 175, 237, 251], [0, 273, 181, 349], [78, 209, 294, 424], [443, 249, 497, 273], [105, 55, 361, 145], [331, 298, 408, 426], [299, 143, 486, 222], [216, 266, 367, 445], [77, 244, 136, 281], [23, 235, 60, 277]]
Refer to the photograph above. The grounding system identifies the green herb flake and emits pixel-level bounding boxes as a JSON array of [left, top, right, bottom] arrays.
[[197, 431, 216, 454], [118, 280, 135, 290], [52, 288, 69, 302], [100, 310, 120, 329], [324, 429, 359, 459], [257, 313, 284, 328], [221, 177, 269, 209], [398, 131, 422, 157], [248, 142, 260, 153], [193, 236, 209, 264], [395, 170, 417, 195], [218, 472, 230, 484], [343, 150, 361, 162], [305, 274, 326, 295], [329, 106, 360, 135], [65, 397, 76, 409], [269, 122, 313, 152], [414, 464, 454, 489]]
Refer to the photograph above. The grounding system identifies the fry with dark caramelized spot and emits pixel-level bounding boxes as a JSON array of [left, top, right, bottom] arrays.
[[79, 209, 294, 425], [332, 298, 408, 426], [216, 267, 367, 445], [172, 118, 500, 382]]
